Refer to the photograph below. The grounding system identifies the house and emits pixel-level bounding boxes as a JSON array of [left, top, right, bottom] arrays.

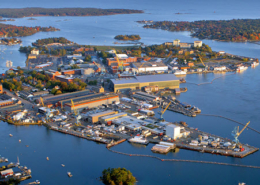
[[187, 62, 194, 67], [31, 49, 39, 55], [218, 51, 225, 55]]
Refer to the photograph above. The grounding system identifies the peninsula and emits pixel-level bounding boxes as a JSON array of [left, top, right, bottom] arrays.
[[142, 19, 260, 42], [0, 23, 59, 37], [0, 8, 143, 18]]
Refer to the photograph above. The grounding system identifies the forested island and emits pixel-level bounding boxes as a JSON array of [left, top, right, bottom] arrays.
[[0, 23, 59, 37], [114, 34, 141, 41], [0, 8, 143, 18], [142, 19, 260, 42], [32, 37, 73, 46], [0, 38, 22, 45]]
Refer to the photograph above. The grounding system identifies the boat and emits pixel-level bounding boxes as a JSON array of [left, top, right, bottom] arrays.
[[61, 164, 65, 167], [236, 66, 248, 72], [46, 157, 49, 161], [67, 172, 73, 177], [35, 180, 40, 184], [174, 70, 186, 75], [26, 145, 29, 147], [19, 139, 21, 143], [251, 62, 259, 67], [128, 136, 149, 145], [9, 134, 13, 137], [191, 106, 201, 113]]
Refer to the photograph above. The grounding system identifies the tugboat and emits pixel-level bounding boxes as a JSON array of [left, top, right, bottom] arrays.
[[67, 172, 73, 177]]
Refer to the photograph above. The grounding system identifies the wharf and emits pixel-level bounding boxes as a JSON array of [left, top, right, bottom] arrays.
[[106, 139, 126, 148], [49, 126, 110, 144], [167, 106, 196, 117]]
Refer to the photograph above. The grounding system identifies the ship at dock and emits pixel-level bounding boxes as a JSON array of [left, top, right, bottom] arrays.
[[251, 62, 259, 67], [236, 66, 248, 72], [128, 136, 149, 145], [174, 70, 186, 75]]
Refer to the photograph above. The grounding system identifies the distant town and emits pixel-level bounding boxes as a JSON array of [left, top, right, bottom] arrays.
[[0, 36, 259, 183]]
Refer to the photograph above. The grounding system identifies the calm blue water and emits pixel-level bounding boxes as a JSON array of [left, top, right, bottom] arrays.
[[1, 0, 260, 184]]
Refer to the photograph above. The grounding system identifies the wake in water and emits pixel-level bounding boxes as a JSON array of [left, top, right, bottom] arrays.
[[186, 73, 236, 86]]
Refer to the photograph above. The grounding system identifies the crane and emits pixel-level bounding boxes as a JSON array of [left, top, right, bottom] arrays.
[[114, 51, 124, 73], [197, 54, 207, 70], [159, 101, 171, 120], [40, 97, 45, 107], [92, 61, 101, 73], [232, 121, 250, 143], [71, 99, 81, 126]]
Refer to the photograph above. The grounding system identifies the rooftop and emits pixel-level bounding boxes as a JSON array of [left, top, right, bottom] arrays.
[[133, 61, 167, 68], [111, 74, 178, 85], [89, 110, 116, 117]]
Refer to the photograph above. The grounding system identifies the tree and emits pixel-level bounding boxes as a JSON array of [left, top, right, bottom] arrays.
[[101, 167, 136, 185], [51, 88, 57, 95], [55, 90, 62, 95], [85, 55, 91, 62]]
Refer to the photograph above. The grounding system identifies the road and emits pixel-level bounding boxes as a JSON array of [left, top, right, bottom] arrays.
[[3, 88, 37, 111]]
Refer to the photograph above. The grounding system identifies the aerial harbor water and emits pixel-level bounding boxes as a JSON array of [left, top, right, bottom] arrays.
[[1, 0, 260, 184]]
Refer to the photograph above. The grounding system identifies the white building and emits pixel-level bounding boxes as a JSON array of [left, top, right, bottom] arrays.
[[116, 54, 128, 59], [31, 49, 39, 55], [194, 41, 203, 47], [214, 66, 227, 71], [173, 39, 180, 46], [6, 60, 13, 68], [132, 62, 168, 73], [166, 124, 181, 140]]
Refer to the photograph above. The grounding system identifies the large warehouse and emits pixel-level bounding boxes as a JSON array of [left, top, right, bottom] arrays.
[[110, 74, 179, 93], [64, 93, 119, 112], [132, 62, 168, 73]]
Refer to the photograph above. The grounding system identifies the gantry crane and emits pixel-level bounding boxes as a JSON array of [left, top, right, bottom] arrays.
[[232, 121, 250, 143], [159, 101, 172, 120], [71, 99, 81, 126]]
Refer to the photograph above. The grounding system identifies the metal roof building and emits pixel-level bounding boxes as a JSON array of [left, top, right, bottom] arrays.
[[110, 74, 179, 92]]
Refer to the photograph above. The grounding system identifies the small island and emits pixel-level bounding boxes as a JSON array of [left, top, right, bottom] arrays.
[[32, 37, 74, 47], [142, 19, 260, 42], [0, 38, 22, 45], [0, 23, 59, 37], [0, 8, 143, 18], [114, 34, 141, 41], [101, 167, 136, 185]]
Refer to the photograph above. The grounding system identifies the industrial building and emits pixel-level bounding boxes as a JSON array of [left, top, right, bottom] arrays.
[[133, 91, 160, 101], [64, 93, 119, 112], [88, 110, 118, 124], [132, 62, 168, 73], [100, 112, 128, 124], [166, 124, 181, 140], [42, 89, 93, 107], [110, 74, 179, 93]]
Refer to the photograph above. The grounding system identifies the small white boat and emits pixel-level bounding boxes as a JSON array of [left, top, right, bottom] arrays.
[[61, 164, 65, 167], [35, 180, 40, 184], [128, 136, 149, 145], [174, 70, 186, 75], [46, 157, 49, 161], [67, 172, 73, 177], [9, 134, 13, 137], [19, 139, 21, 143]]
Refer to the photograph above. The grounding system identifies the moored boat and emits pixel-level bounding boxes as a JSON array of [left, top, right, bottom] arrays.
[[128, 136, 149, 145]]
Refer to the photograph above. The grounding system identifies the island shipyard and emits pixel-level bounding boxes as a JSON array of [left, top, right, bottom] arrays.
[[110, 74, 179, 93]]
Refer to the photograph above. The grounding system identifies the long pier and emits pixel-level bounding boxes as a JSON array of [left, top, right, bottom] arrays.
[[107, 148, 260, 169]]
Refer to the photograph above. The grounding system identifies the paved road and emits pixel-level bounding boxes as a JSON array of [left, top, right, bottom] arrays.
[[3, 88, 37, 111]]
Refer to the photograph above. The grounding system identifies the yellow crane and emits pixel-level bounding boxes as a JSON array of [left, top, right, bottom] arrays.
[[114, 51, 124, 73], [160, 101, 171, 120], [71, 99, 81, 126], [40, 97, 45, 107], [197, 54, 205, 67], [232, 121, 250, 143]]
